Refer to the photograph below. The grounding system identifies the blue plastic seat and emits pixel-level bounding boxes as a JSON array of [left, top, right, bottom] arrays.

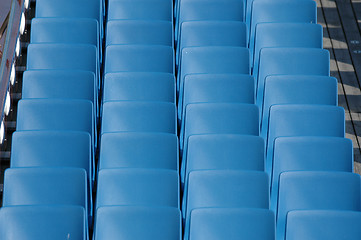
[[94, 206, 181, 240], [183, 170, 269, 239], [285, 210, 361, 240], [0, 205, 88, 240], [22, 70, 96, 104], [189, 208, 275, 240], [180, 74, 254, 121], [104, 45, 174, 74], [255, 48, 330, 108], [31, 18, 98, 46], [266, 105, 345, 174], [178, 46, 249, 113], [106, 20, 173, 47], [26, 44, 98, 87], [182, 134, 264, 185], [96, 169, 179, 209], [176, 21, 247, 65], [175, 0, 244, 41], [103, 72, 175, 103], [270, 136, 353, 212], [99, 132, 178, 170], [3, 167, 88, 210], [16, 99, 94, 141], [108, 0, 172, 21], [276, 171, 361, 240], [101, 101, 176, 134], [249, 1, 317, 49], [11, 131, 92, 184], [261, 75, 337, 137], [180, 103, 259, 150], [252, 23, 322, 70]]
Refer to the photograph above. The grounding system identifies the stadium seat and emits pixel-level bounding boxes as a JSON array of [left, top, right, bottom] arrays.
[[183, 170, 269, 239], [106, 20, 173, 46], [285, 210, 361, 240], [189, 208, 275, 240], [103, 72, 175, 103], [31, 18, 98, 46], [260, 75, 337, 136], [265, 105, 345, 174], [276, 171, 361, 240], [101, 101, 176, 134], [177, 46, 249, 115], [104, 45, 174, 74], [0, 205, 88, 240], [177, 21, 247, 65], [270, 136, 353, 211], [99, 132, 178, 170], [175, 0, 244, 41], [180, 74, 254, 120], [249, 0, 317, 48], [107, 0, 172, 21], [96, 168, 179, 209], [11, 131, 92, 185], [26, 44, 98, 87], [3, 167, 88, 212], [180, 103, 259, 150], [94, 206, 181, 240], [181, 133, 264, 185], [255, 48, 330, 108], [22, 70, 96, 104], [252, 23, 322, 69]]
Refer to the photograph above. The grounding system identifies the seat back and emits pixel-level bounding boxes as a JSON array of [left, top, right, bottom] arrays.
[[189, 208, 275, 240], [101, 101, 176, 134], [0, 205, 87, 240], [99, 132, 178, 170], [106, 20, 173, 46], [277, 171, 361, 240], [104, 45, 174, 74], [266, 105, 345, 174], [103, 72, 175, 103], [95, 206, 181, 240], [3, 168, 88, 209], [261, 75, 337, 137], [286, 210, 361, 240], [96, 169, 179, 209]]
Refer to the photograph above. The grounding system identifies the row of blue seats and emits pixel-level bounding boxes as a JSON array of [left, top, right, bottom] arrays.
[[0, 0, 102, 239], [175, 0, 273, 239], [94, 1, 180, 239], [175, 0, 361, 240]]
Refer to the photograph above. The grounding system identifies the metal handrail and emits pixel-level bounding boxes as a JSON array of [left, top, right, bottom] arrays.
[[0, 0, 24, 141], [0, 11, 10, 41]]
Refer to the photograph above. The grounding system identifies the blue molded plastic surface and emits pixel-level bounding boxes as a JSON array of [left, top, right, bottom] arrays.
[[180, 73, 254, 121], [103, 72, 175, 103], [94, 206, 181, 240], [270, 136, 353, 212], [0, 205, 87, 240], [108, 0, 172, 21], [183, 170, 269, 239], [99, 132, 178, 170], [266, 105, 345, 174], [106, 20, 173, 46], [256, 48, 330, 109], [252, 23, 322, 69], [286, 210, 361, 240], [189, 208, 275, 240], [3, 168, 88, 210], [104, 45, 174, 74], [96, 168, 179, 209], [261, 75, 337, 137], [276, 171, 361, 240], [101, 101, 176, 134]]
